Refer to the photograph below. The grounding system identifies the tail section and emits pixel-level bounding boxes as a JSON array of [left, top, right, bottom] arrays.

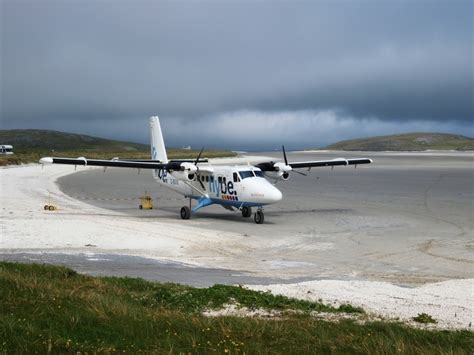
[[149, 116, 168, 163]]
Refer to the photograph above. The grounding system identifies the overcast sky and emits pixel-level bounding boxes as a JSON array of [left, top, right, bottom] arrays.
[[1, 0, 472, 149]]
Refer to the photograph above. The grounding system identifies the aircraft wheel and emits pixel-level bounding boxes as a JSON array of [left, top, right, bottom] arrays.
[[139, 205, 143, 210], [44, 205, 49, 210], [241, 206, 252, 218], [48, 205, 55, 211], [254, 211, 264, 224], [180, 206, 191, 220]]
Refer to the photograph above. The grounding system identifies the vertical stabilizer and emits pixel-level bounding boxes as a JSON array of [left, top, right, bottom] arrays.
[[149, 116, 168, 163]]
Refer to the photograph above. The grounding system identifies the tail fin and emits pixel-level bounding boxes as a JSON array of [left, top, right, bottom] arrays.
[[149, 116, 168, 163]]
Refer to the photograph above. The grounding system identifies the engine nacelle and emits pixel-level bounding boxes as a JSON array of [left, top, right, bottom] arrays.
[[273, 162, 292, 173], [264, 170, 290, 181], [180, 162, 198, 173], [170, 170, 196, 181]]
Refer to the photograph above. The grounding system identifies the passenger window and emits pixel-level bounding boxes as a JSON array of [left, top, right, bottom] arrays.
[[206, 176, 209, 182], [218, 176, 222, 183]]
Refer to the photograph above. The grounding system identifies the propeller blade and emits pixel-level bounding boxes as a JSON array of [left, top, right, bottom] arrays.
[[293, 170, 307, 176], [197, 174, 205, 189], [282, 145, 288, 165], [195, 147, 204, 166]]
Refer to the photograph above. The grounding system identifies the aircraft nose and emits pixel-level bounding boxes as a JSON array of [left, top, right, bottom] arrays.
[[265, 184, 282, 203]]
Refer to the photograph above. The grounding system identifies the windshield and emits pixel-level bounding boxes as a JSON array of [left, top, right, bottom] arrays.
[[239, 171, 255, 179], [254, 170, 264, 177]]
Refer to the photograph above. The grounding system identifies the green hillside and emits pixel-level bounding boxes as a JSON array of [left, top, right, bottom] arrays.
[[0, 129, 148, 151], [0, 129, 236, 166], [324, 133, 474, 151]]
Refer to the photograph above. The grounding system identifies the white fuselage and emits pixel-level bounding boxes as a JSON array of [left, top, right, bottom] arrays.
[[152, 165, 282, 207]]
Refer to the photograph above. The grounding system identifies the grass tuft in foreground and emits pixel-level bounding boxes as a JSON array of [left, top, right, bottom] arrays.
[[105, 277, 363, 314], [1, 262, 472, 353], [413, 313, 438, 324]]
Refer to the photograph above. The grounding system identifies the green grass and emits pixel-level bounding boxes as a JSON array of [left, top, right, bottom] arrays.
[[321, 132, 474, 151], [1, 262, 472, 353]]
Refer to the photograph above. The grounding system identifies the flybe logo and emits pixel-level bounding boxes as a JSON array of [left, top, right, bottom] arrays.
[[208, 176, 237, 198]]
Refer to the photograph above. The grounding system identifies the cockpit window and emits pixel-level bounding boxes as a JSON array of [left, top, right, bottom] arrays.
[[239, 170, 255, 179], [233, 172, 240, 182], [254, 170, 264, 177]]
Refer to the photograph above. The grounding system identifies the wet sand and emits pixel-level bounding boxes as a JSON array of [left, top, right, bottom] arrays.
[[55, 151, 474, 285]]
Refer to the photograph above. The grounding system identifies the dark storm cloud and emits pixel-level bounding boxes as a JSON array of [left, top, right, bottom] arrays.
[[1, 0, 472, 148]]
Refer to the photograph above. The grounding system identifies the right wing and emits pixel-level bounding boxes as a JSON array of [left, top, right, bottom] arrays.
[[39, 157, 214, 172], [39, 157, 168, 169]]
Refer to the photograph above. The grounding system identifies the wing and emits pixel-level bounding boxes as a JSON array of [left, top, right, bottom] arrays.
[[39, 157, 168, 169], [256, 157, 372, 172], [289, 158, 373, 169], [39, 156, 215, 172]]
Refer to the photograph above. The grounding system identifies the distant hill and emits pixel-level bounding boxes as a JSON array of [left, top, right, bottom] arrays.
[[0, 129, 148, 152], [324, 133, 474, 151], [0, 129, 236, 166]]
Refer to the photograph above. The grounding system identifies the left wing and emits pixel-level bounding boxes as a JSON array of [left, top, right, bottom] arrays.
[[289, 157, 372, 169], [256, 157, 372, 172], [255, 146, 372, 176]]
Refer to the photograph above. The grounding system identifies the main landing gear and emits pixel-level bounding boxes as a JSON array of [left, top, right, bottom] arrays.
[[241, 206, 252, 218], [180, 206, 191, 220], [180, 201, 265, 224]]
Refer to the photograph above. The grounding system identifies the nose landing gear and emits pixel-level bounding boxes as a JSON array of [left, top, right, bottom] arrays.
[[254, 208, 264, 224]]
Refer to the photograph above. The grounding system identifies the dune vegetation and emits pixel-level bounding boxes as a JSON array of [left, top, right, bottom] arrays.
[[1, 262, 472, 353]]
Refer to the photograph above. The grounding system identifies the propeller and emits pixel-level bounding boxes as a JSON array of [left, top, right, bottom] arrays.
[[293, 170, 307, 176], [194, 147, 205, 189], [282, 145, 307, 176], [194, 147, 204, 165], [282, 145, 288, 165]]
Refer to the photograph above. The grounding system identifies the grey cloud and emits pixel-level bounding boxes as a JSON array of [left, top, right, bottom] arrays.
[[1, 0, 472, 148]]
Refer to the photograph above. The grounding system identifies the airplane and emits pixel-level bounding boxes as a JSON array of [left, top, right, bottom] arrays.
[[40, 116, 372, 224]]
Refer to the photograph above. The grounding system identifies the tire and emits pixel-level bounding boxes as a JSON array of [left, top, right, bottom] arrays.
[[44, 205, 49, 210], [254, 211, 264, 224], [48, 205, 55, 211], [139, 205, 143, 210], [241, 206, 252, 218], [180, 206, 191, 220]]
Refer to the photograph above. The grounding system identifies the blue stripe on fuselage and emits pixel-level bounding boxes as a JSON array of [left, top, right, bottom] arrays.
[[189, 196, 265, 209]]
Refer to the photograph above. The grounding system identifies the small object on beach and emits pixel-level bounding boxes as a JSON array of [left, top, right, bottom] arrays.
[[44, 191, 58, 211], [139, 193, 153, 210]]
